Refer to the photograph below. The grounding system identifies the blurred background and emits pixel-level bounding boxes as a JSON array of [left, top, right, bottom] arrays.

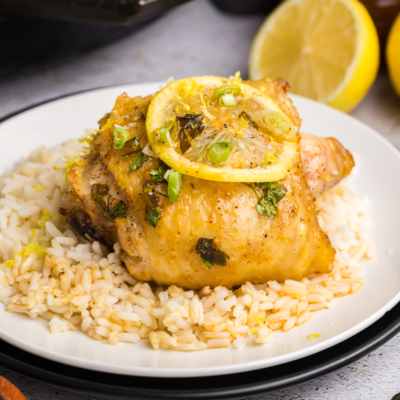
[[1, 0, 400, 149], [1, 1, 400, 398]]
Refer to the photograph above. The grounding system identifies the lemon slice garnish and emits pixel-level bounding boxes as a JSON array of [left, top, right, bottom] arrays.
[[146, 76, 299, 182], [249, 0, 379, 113]]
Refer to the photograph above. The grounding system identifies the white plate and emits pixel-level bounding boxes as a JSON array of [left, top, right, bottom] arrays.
[[0, 82, 399, 378]]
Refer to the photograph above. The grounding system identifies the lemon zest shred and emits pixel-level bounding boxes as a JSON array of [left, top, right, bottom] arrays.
[[32, 184, 44, 192], [231, 71, 242, 86], [249, 327, 258, 335], [78, 132, 95, 145], [175, 94, 190, 111], [96, 118, 124, 133], [2, 259, 16, 269], [197, 91, 215, 121], [307, 333, 321, 340], [263, 152, 279, 165], [53, 154, 84, 182], [181, 79, 198, 98], [1, 240, 48, 269], [325, 176, 334, 181], [19, 242, 47, 258], [37, 208, 55, 229], [237, 117, 248, 136], [30, 228, 37, 238]]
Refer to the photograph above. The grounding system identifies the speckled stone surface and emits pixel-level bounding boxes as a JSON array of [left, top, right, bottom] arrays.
[[1, 0, 400, 399]]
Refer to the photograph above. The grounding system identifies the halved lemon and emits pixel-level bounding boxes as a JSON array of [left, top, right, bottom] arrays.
[[146, 76, 299, 183], [249, 0, 380, 113], [387, 12, 400, 96]]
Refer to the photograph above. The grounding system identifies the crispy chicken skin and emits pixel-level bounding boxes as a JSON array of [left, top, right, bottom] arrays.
[[61, 79, 354, 289], [300, 133, 354, 197]]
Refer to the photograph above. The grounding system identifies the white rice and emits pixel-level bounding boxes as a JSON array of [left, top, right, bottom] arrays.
[[0, 142, 373, 350]]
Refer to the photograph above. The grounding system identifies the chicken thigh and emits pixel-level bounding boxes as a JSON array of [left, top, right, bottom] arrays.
[[61, 79, 354, 289]]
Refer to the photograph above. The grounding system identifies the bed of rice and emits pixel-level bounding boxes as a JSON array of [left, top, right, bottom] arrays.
[[0, 141, 373, 351]]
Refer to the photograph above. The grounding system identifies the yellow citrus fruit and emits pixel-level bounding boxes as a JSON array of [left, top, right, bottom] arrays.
[[249, 0, 380, 113], [146, 76, 299, 182], [387, 12, 400, 96]]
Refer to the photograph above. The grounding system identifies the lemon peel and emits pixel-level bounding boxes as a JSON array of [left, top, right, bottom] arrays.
[[146, 76, 298, 183]]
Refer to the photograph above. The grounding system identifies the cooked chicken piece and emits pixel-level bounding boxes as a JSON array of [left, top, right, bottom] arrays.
[[300, 133, 354, 197], [61, 79, 354, 289], [247, 78, 354, 197]]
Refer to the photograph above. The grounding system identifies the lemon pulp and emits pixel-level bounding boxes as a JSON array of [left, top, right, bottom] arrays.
[[249, 0, 379, 113], [146, 76, 299, 183]]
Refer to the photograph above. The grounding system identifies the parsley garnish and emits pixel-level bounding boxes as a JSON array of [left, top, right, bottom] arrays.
[[255, 182, 287, 218], [110, 204, 127, 218], [149, 161, 168, 183], [129, 151, 151, 173], [196, 238, 229, 268], [145, 206, 160, 228]]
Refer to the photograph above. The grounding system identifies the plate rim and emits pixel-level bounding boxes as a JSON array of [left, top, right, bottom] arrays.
[[0, 82, 399, 379], [0, 300, 399, 399]]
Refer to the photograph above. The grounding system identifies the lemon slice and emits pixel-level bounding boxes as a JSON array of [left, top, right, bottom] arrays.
[[249, 0, 379, 113], [146, 76, 299, 183], [387, 12, 400, 96]]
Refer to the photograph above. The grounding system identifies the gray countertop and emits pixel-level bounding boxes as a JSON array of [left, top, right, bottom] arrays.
[[1, 1, 400, 398]]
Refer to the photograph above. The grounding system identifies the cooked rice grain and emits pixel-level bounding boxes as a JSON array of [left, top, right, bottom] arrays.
[[0, 142, 373, 350]]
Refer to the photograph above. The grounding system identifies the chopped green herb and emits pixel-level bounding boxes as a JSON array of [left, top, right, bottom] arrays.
[[239, 111, 259, 129], [113, 128, 130, 150], [254, 182, 287, 218], [119, 149, 141, 160], [244, 183, 259, 198], [110, 204, 127, 218], [145, 205, 160, 228], [90, 184, 110, 213], [165, 169, 183, 204], [149, 161, 169, 183], [256, 182, 287, 203], [91, 184, 126, 220], [129, 151, 151, 173], [196, 238, 229, 267], [256, 196, 278, 218], [176, 114, 204, 154]]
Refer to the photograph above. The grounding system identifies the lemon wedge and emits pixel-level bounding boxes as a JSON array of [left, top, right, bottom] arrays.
[[249, 0, 379, 113], [146, 76, 299, 182], [387, 12, 400, 96]]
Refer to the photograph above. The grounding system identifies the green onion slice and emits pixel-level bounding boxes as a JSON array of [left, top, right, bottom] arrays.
[[164, 169, 183, 204], [113, 127, 130, 149], [221, 94, 237, 106], [213, 84, 241, 99], [160, 127, 172, 145], [208, 142, 232, 164], [254, 110, 297, 142]]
